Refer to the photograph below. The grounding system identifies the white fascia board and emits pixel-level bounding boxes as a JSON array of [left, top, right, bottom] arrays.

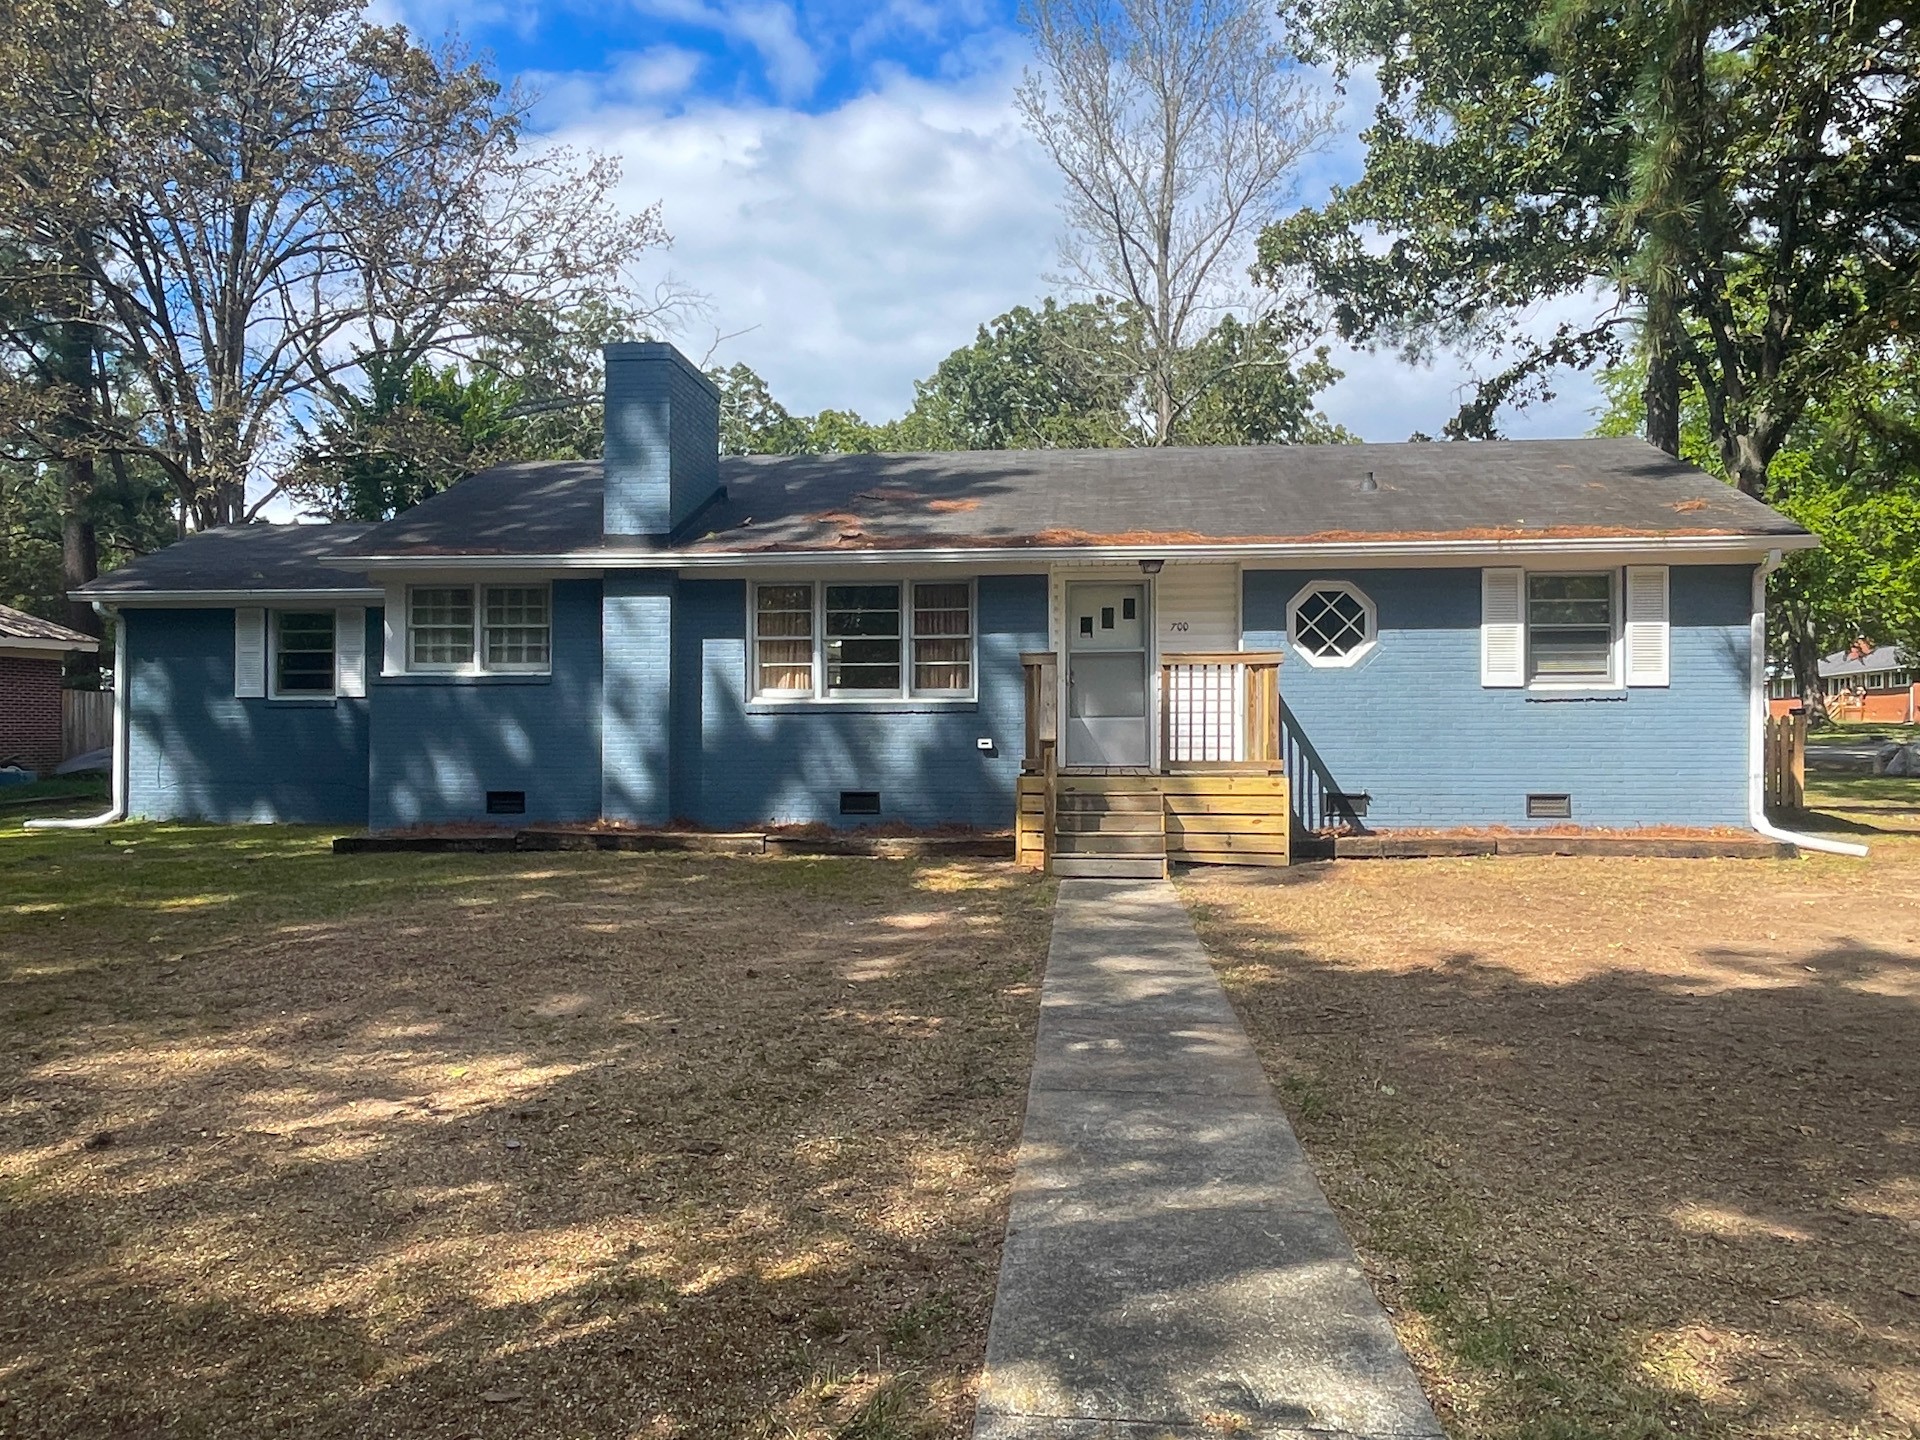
[[0, 635, 99, 655], [334, 531, 1817, 572], [69, 587, 385, 606]]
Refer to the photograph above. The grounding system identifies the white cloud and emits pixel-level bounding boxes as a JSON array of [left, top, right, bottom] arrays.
[[548, 44, 1066, 418], [632, 0, 821, 102], [550, 48, 1609, 442]]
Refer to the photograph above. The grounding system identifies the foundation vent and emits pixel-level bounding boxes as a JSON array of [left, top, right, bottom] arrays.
[[1526, 793, 1573, 820], [839, 790, 882, 816], [486, 790, 527, 816]]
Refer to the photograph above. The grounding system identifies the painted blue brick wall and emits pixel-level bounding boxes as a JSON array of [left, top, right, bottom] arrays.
[[603, 572, 675, 825], [123, 607, 372, 823], [669, 574, 1047, 828], [602, 343, 720, 538], [368, 580, 602, 828], [1243, 564, 1754, 829]]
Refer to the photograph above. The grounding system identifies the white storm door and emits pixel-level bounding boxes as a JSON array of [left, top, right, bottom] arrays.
[[1065, 582, 1150, 767]]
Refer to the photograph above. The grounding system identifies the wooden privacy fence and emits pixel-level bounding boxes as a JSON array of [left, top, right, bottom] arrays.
[[61, 688, 112, 760], [1763, 710, 1806, 811]]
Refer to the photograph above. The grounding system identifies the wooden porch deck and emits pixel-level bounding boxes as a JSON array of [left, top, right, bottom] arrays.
[[1016, 651, 1291, 877]]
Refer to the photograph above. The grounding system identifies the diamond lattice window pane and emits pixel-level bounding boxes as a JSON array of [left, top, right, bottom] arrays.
[[1292, 588, 1371, 658]]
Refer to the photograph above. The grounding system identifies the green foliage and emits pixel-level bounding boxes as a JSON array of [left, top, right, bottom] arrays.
[[0, 458, 173, 621], [1266, 0, 1919, 489], [295, 363, 523, 522], [711, 297, 1348, 458], [1597, 346, 1920, 699], [901, 299, 1139, 450]]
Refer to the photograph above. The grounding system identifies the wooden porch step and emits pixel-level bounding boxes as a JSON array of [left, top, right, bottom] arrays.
[[1055, 790, 1163, 813], [1054, 831, 1168, 855], [1051, 854, 1170, 879]]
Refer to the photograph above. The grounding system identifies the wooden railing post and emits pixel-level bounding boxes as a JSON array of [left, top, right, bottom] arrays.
[[1020, 651, 1058, 771], [1040, 738, 1058, 876]]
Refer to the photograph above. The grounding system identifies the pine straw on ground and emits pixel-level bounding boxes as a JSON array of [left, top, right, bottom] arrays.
[[0, 826, 1053, 1439], [1181, 779, 1920, 1440]]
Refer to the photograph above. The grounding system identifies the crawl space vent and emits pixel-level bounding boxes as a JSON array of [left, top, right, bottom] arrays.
[[1526, 793, 1573, 821], [485, 790, 527, 816], [839, 790, 882, 816], [1329, 791, 1371, 820]]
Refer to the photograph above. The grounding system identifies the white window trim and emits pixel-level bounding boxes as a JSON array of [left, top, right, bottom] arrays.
[[749, 577, 978, 705], [1524, 569, 1624, 692], [404, 582, 553, 677], [267, 608, 339, 700], [1286, 579, 1378, 670]]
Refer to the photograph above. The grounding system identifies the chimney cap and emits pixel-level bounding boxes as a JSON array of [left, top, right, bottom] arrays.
[[603, 340, 720, 399]]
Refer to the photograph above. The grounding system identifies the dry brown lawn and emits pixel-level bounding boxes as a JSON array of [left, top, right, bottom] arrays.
[[1182, 778, 1920, 1440], [0, 826, 1052, 1439]]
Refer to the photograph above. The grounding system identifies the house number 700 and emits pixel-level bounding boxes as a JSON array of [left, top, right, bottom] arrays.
[[1167, 621, 1189, 632]]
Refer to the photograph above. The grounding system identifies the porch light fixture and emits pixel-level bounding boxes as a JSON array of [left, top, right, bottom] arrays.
[[1138, 558, 1165, 574]]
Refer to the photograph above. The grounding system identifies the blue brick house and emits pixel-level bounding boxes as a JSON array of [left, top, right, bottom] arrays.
[[73, 341, 1815, 854]]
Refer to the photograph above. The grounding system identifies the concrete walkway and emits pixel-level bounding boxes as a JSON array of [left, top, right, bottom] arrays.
[[973, 878, 1442, 1440]]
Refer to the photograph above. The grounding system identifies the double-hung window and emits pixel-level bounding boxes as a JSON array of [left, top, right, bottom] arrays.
[[406, 584, 550, 674], [824, 584, 902, 695], [911, 583, 973, 695], [484, 586, 551, 670], [272, 611, 336, 696], [752, 579, 975, 701], [1526, 573, 1615, 685]]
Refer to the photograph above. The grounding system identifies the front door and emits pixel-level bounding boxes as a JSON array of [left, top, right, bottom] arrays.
[[1065, 582, 1150, 767]]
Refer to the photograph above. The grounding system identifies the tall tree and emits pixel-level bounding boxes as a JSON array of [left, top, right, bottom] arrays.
[[0, 0, 670, 532], [1017, 0, 1336, 444], [710, 298, 1349, 458], [1595, 347, 1920, 711], [1263, 0, 1920, 497]]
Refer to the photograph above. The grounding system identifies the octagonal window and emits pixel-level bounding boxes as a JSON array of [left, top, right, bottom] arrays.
[[1288, 581, 1377, 668]]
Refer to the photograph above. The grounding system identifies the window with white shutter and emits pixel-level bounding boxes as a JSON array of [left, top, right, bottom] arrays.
[[1480, 568, 1525, 687], [335, 606, 367, 697], [233, 607, 266, 698], [1623, 565, 1670, 687]]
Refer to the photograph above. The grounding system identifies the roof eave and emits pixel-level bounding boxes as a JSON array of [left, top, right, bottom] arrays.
[[0, 634, 98, 654], [332, 531, 1818, 570], [70, 586, 385, 605]]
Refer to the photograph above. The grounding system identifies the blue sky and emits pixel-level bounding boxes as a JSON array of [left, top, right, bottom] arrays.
[[374, 0, 1603, 441]]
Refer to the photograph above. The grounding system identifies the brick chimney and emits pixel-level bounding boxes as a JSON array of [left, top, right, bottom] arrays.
[[601, 342, 721, 542]]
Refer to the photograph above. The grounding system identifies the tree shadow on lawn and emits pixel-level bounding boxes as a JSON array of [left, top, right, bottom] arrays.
[[0, 841, 1052, 1439], [1186, 871, 1920, 1440]]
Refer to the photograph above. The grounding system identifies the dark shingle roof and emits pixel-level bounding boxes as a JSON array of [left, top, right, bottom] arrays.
[[0, 603, 96, 647], [76, 523, 381, 598], [77, 439, 1813, 595], [1819, 646, 1912, 680], [334, 438, 1807, 558]]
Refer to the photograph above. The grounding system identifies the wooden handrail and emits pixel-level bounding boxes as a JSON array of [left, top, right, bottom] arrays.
[[1160, 650, 1284, 667]]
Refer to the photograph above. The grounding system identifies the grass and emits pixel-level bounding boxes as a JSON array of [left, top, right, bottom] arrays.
[[0, 820, 1054, 1438], [1180, 774, 1920, 1440], [1809, 720, 1920, 745], [0, 773, 108, 810]]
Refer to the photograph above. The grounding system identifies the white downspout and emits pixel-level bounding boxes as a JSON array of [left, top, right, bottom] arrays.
[[1748, 555, 1866, 857], [26, 604, 128, 831]]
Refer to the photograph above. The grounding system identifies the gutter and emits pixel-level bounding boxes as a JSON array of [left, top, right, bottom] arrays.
[[26, 603, 128, 831], [1747, 555, 1866, 857]]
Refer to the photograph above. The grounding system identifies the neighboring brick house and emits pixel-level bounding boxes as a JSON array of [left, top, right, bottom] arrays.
[[75, 341, 1819, 842], [0, 605, 98, 775]]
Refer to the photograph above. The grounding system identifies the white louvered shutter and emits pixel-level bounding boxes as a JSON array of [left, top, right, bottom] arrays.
[[335, 606, 367, 697], [1480, 568, 1525, 687], [234, 607, 266, 698], [1624, 565, 1670, 687]]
